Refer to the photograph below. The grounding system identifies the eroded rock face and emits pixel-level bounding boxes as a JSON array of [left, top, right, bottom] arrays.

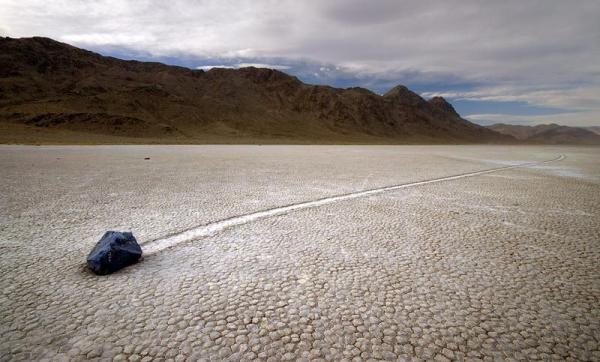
[[86, 231, 142, 275]]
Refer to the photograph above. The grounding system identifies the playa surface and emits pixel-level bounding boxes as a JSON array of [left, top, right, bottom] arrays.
[[1, 145, 599, 361]]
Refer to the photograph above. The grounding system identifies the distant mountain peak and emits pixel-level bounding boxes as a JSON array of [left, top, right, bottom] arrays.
[[428, 96, 450, 106], [383, 85, 427, 107], [384, 85, 416, 98], [428, 96, 458, 115]]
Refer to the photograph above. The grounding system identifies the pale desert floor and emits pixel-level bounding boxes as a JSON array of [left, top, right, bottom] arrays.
[[0, 145, 599, 361]]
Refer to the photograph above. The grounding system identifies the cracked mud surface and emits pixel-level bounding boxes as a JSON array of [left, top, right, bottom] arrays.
[[1, 145, 599, 361]]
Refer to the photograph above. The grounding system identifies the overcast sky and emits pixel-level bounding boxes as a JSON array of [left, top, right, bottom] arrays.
[[2, 0, 600, 126]]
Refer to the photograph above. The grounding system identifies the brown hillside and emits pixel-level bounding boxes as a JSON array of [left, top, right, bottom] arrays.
[[0, 37, 514, 144]]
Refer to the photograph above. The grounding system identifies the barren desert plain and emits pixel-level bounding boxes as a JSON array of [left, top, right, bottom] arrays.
[[0, 145, 599, 361]]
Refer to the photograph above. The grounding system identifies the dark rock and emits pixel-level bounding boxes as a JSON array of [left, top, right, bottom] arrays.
[[86, 231, 142, 275], [144, 157, 150, 160]]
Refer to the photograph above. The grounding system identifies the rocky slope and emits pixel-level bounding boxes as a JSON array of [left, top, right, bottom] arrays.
[[0, 36, 513, 144], [487, 123, 600, 145]]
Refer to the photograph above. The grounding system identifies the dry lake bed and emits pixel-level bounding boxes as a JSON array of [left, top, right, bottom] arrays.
[[0, 145, 599, 361]]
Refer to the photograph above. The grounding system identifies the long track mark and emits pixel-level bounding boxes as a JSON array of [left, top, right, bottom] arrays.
[[142, 154, 565, 254]]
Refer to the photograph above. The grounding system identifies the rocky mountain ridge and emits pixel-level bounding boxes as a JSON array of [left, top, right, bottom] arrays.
[[1, 36, 514, 144]]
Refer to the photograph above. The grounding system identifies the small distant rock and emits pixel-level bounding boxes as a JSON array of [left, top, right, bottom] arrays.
[[87, 231, 142, 275], [144, 157, 150, 160]]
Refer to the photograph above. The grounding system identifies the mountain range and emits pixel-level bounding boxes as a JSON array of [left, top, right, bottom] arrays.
[[0, 37, 513, 144], [487, 123, 600, 145], [0, 37, 596, 145]]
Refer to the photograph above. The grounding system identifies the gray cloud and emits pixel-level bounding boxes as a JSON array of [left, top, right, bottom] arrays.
[[1, 0, 599, 124]]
